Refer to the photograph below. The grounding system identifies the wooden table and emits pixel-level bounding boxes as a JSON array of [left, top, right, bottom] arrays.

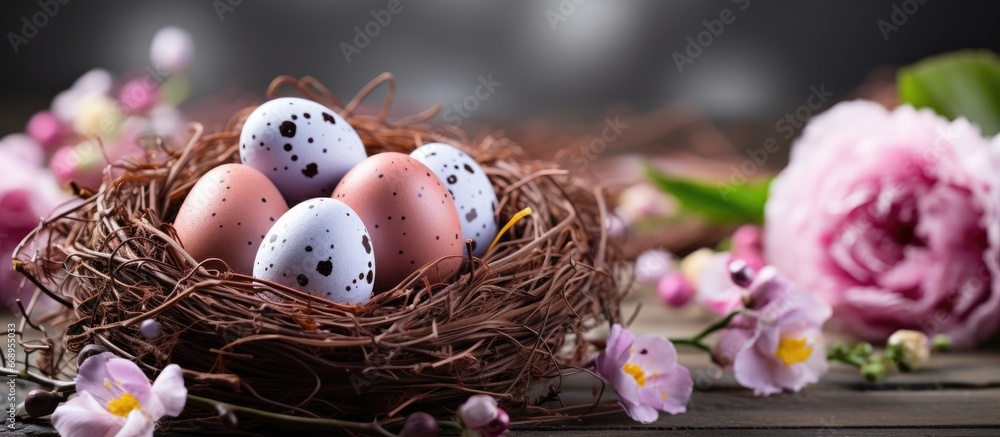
[[7, 288, 1000, 436]]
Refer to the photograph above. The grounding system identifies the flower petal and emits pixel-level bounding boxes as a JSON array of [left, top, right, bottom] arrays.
[[620, 400, 660, 424], [626, 335, 679, 373], [114, 408, 155, 437], [596, 324, 634, 377], [639, 365, 693, 415], [51, 391, 124, 437], [151, 364, 188, 417], [75, 352, 124, 406]]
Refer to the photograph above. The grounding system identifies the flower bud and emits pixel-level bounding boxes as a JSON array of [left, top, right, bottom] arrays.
[[657, 273, 694, 308], [886, 329, 930, 371], [399, 412, 438, 437], [24, 390, 61, 417], [77, 344, 110, 366], [679, 248, 715, 289], [860, 360, 886, 382], [931, 334, 952, 351], [140, 319, 162, 339], [457, 395, 509, 437]]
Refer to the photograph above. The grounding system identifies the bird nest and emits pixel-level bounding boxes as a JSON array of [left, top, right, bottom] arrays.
[[13, 73, 626, 428]]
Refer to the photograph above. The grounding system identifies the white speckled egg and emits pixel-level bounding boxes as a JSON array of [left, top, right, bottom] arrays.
[[253, 198, 375, 305], [239, 97, 367, 204], [410, 143, 498, 256]]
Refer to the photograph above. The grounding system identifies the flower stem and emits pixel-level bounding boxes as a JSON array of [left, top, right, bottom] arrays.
[[668, 309, 741, 354], [185, 394, 398, 436], [667, 338, 712, 353], [0, 366, 76, 393]]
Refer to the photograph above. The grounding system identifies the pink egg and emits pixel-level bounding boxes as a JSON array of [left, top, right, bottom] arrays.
[[173, 164, 289, 275]]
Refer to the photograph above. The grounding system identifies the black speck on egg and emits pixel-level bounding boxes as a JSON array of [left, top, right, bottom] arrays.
[[366, 270, 373, 284], [284, 144, 293, 151], [322, 112, 336, 124], [362, 235, 372, 254], [296, 274, 309, 286], [316, 260, 333, 276], [447, 175, 457, 184], [305, 246, 313, 252], [302, 163, 318, 178], [464, 164, 475, 174], [279, 121, 296, 138]]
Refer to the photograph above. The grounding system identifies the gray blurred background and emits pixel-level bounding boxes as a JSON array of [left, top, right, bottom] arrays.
[[1, 0, 996, 139]]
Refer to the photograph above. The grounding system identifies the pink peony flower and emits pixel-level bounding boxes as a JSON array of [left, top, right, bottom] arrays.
[[51, 352, 187, 437], [715, 265, 831, 396], [595, 324, 693, 423], [765, 101, 1000, 347], [456, 395, 509, 437]]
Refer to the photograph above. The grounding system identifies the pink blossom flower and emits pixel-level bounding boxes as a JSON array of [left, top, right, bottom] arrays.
[[730, 225, 765, 271], [51, 352, 186, 437], [715, 265, 831, 396], [764, 101, 1000, 347], [595, 324, 693, 423], [694, 252, 743, 315], [0, 135, 70, 315], [456, 395, 509, 437]]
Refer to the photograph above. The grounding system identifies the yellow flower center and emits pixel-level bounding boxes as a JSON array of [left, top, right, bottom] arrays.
[[622, 362, 647, 387], [106, 393, 141, 417], [775, 337, 813, 365]]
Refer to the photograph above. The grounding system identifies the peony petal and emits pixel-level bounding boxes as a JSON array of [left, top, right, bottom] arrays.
[[51, 391, 125, 437], [151, 364, 188, 417]]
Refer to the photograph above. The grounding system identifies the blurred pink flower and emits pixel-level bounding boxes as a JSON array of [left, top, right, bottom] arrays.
[[0, 135, 70, 315], [595, 324, 693, 423], [694, 253, 743, 315], [730, 225, 765, 270], [457, 395, 509, 437], [765, 101, 1000, 347], [52, 352, 186, 437], [715, 265, 831, 396]]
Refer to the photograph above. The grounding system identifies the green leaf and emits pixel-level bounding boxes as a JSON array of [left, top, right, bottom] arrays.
[[645, 163, 770, 225], [898, 50, 1000, 136]]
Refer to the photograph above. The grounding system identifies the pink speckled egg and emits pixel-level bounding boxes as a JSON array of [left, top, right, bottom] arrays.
[[173, 164, 289, 275], [332, 153, 462, 292]]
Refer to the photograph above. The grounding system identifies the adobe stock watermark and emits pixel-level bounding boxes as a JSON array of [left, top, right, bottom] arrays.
[[340, 0, 411, 64], [877, 0, 929, 41], [5, 323, 16, 431], [672, 0, 750, 73], [544, 0, 588, 30], [717, 84, 834, 200], [213, 0, 244, 22], [7, 0, 70, 54], [428, 73, 502, 141], [566, 116, 629, 171]]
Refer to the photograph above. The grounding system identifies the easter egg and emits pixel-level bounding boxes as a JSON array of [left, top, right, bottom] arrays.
[[253, 198, 375, 305], [239, 97, 367, 204], [332, 153, 462, 292], [410, 142, 498, 257], [173, 164, 289, 275]]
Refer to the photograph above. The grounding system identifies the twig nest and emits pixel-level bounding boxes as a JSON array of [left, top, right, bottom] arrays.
[[16, 74, 626, 425]]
